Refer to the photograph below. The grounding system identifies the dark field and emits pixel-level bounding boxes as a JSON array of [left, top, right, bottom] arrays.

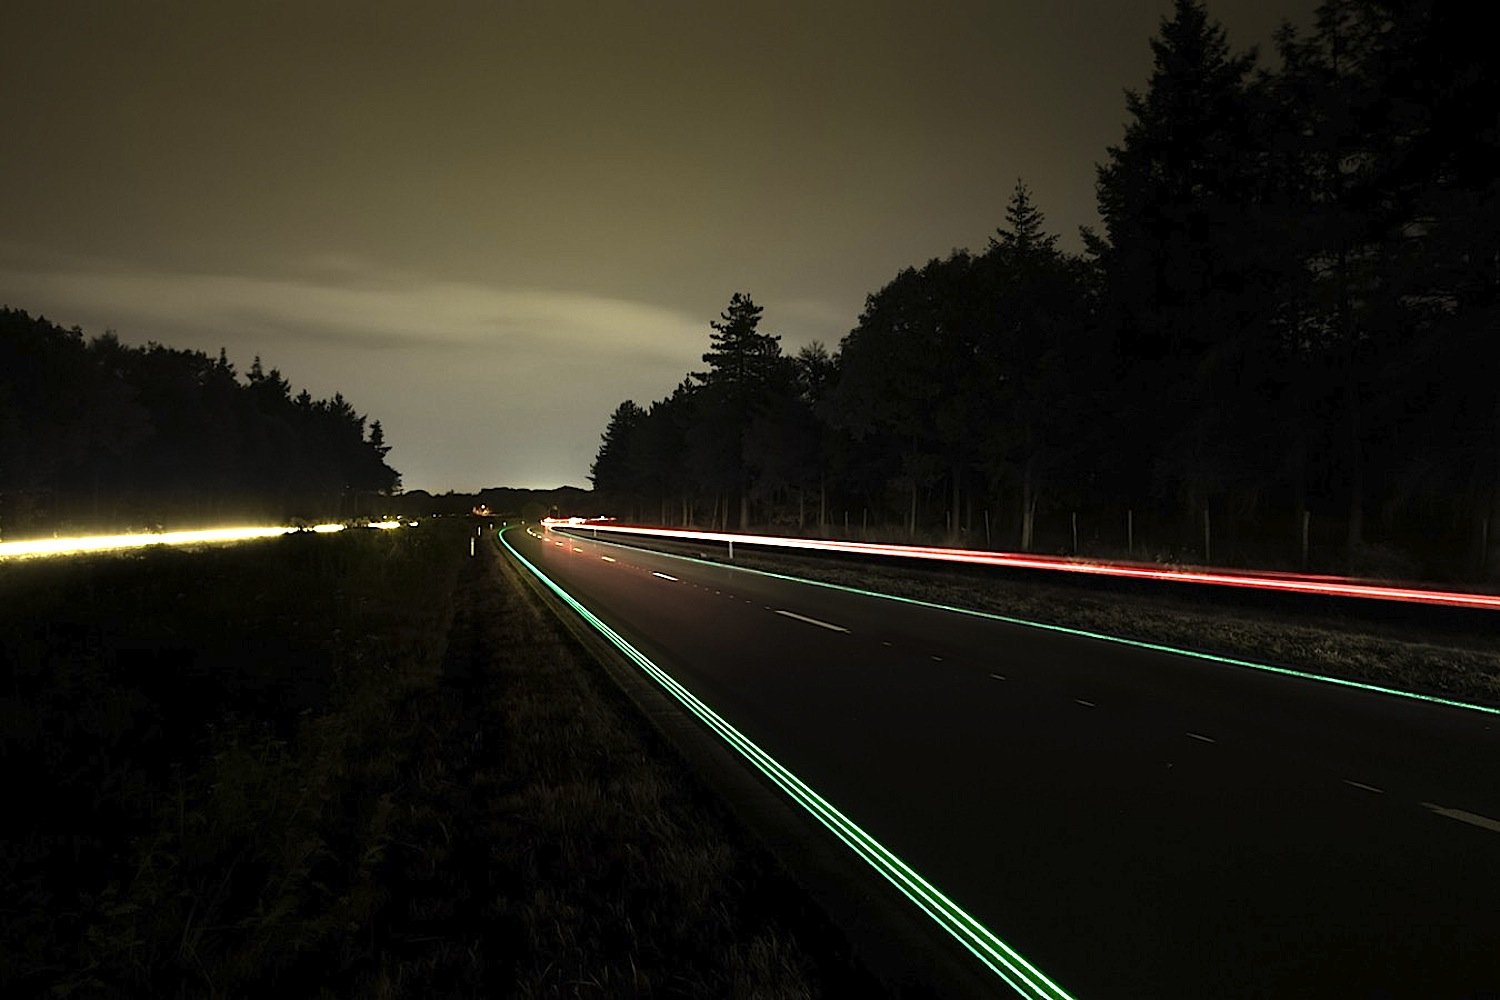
[[1, 524, 867, 997]]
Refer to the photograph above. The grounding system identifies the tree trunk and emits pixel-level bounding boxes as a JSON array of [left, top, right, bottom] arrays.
[[1346, 382, 1364, 558], [1292, 431, 1307, 569], [1488, 425, 1500, 580], [951, 465, 961, 542], [1020, 459, 1037, 552]]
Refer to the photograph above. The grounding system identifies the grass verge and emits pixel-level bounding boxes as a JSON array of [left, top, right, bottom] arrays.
[[1, 522, 868, 997]]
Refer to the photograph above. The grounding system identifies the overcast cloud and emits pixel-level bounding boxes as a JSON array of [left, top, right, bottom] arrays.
[[0, 1, 1312, 490]]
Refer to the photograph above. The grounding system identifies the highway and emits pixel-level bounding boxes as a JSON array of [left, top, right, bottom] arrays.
[[503, 524, 1500, 998]]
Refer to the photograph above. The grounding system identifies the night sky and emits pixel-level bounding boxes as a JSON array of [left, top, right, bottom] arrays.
[[1, 1, 1312, 491]]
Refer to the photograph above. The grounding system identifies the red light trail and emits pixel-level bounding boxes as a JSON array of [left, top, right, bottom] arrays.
[[543, 520, 1500, 612]]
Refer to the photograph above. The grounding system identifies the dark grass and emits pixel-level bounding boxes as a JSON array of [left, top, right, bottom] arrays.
[[2, 523, 867, 998]]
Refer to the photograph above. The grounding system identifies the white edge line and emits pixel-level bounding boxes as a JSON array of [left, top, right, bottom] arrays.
[[551, 527, 1500, 719], [500, 527, 1075, 999]]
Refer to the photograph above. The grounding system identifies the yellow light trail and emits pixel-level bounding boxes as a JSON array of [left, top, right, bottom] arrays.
[[0, 524, 352, 560]]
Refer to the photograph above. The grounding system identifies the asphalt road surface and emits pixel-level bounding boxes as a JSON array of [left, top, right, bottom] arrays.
[[507, 525, 1500, 999]]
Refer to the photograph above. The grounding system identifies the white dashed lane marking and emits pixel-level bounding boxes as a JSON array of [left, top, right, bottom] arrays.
[[1423, 802, 1500, 834], [546, 535, 1481, 842], [773, 609, 850, 633]]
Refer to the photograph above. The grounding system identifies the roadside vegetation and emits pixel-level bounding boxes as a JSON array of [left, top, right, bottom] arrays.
[[0, 306, 399, 538], [2, 522, 865, 997], [588, 1, 1500, 583]]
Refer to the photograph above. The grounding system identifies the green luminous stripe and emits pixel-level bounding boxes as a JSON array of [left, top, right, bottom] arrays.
[[556, 527, 1500, 719], [499, 526, 1076, 1000]]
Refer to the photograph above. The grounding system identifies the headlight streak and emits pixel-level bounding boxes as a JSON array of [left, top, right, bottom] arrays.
[[556, 527, 1500, 719], [1, 525, 293, 558], [554, 522, 1500, 612], [499, 526, 1076, 1000], [0, 520, 422, 559]]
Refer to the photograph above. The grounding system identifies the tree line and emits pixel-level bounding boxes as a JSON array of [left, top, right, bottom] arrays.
[[590, 0, 1499, 580], [0, 307, 399, 535]]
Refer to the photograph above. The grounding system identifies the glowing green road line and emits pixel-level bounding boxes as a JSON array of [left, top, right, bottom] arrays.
[[555, 527, 1500, 719], [499, 526, 1076, 1000]]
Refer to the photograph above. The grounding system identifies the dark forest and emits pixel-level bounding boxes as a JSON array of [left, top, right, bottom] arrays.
[[0, 307, 399, 534], [588, 0, 1499, 581]]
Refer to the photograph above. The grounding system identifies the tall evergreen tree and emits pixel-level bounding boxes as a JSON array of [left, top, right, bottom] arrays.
[[977, 181, 1091, 549], [1095, 0, 1274, 520], [588, 400, 646, 517], [690, 293, 784, 528], [693, 293, 782, 396]]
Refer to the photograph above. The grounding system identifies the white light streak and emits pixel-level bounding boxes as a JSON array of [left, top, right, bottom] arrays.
[[0, 519, 417, 560], [1, 526, 290, 559]]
